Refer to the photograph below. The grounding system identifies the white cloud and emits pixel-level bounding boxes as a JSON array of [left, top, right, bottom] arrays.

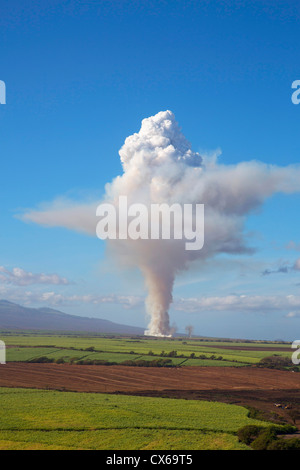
[[2, 283, 300, 320], [0, 266, 70, 286], [286, 241, 300, 251], [173, 294, 300, 314], [262, 257, 300, 275], [0, 284, 142, 309], [293, 258, 300, 271], [286, 311, 300, 319]]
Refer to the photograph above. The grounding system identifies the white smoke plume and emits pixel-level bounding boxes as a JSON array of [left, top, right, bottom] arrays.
[[21, 110, 300, 336]]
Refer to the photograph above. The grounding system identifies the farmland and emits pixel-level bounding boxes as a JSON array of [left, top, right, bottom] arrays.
[[0, 331, 299, 450], [1, 331, 295, 367], [0, 387, 269, 450]]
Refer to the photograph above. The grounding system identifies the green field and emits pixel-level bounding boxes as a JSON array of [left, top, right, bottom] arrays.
[[1, 331, 293, 367], [0, 387, 270, 450], [0, 332, 296, 450]]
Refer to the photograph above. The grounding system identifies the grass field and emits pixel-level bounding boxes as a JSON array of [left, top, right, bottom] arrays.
[[0, 387, 269, 450]]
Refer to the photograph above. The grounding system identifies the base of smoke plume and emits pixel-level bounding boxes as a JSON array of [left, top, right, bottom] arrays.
[[144, 330, 173, 338]]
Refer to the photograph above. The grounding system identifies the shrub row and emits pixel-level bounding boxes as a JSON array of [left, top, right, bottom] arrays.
[[120, 359, 174, 367], [27, 356, 174, 367], [149, 350, 225, 361], [237, 424, 299, 450], [28, 356, 57, 363], [259, 355, 300, 371]]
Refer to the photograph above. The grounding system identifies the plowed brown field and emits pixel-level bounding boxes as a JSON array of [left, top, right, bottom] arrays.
[[0, 362, 300, 393], [0, 362, 299, 392], [1, 363, 299, 424]]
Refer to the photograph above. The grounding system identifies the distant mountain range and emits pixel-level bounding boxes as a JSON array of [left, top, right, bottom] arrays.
[[0, 300, 145, 335]]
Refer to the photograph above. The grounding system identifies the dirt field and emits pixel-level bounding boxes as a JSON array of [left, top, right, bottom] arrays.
[[0, 363, 299, 425]]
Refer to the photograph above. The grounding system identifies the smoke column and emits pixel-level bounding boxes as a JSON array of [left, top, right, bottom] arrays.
[[22, 111, 300, 337], [102, 111, 205, 336], [101, 110, 300, 336]]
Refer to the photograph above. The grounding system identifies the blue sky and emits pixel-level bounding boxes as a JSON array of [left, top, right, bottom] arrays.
[[1, 0, 300, 340]]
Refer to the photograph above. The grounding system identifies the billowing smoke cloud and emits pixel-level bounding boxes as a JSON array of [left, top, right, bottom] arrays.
[[21, 110, 300, 336]]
